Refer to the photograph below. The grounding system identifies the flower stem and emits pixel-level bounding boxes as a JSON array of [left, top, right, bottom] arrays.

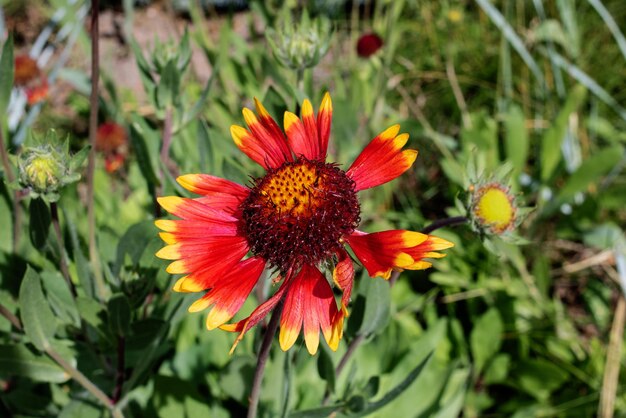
[[420, 216, 468, 234], [0, 128, 23, 251], [45, 346, 118, 413], [0, 302, 22, 330], [247, 301, 284, 418], [50, 202, 77, 298], [86, 0, 107, 300]]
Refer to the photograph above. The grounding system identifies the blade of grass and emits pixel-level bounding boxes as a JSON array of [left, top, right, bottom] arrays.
[[543, 49, 626, 122], [475, 0, 546, 91], [587, 0, 626, 62]]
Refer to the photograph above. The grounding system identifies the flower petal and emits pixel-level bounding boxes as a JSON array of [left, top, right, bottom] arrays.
[[280, 264, 340, 355], [186, 257, 266, 329], [345, 230, 453, 279], [220, 271, 294, 354], [157, 235, 249, 291], [346, 125, 418, 191], [284, 111, 316, 160], [317, 93, 332, 159], [243, 107, 292, 167], [301, 99, 321, 159], [231, 125, 273, 170], [177, 174, 249, 213], [157, 196, 237, 223], [333, 248, 354, 317]]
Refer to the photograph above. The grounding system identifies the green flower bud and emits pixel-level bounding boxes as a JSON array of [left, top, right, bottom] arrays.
[[16, 132, 88, 202], [21, 151, 63, 194], [267, 12, 332, 71]]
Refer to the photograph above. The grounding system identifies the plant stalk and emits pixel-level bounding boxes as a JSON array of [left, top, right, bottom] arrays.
[[247, 301, 284, 418], [86, 0, 107, 300]]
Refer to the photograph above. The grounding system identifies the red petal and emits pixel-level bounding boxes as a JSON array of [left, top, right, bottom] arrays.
[[187, 257, 266, 329], [333, 248, 354, 317], [317, 93, 332, 159], [157, 196, 237, 223], [280, 264, 340, 355], [243, 107, 292, 168], [345, 230, 453, 279], [346, 125, 417, 191], [157, 235, 249, 291], [301, 99, 321, 159], [220, 270, 294, 354], [285, 111, 317, 160]]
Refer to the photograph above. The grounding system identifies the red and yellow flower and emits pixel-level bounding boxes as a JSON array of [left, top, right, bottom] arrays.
[[156, 93, 453, 355], [14, 54, 49, 105]]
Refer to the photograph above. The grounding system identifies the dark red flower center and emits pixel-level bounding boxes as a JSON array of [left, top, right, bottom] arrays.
[[239, 158, 360, 272]]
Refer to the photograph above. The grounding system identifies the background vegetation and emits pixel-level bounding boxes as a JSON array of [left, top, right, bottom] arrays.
[[1, 0, 625, 417]]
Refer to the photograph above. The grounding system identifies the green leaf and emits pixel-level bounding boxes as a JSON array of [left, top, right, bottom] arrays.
[[69, 146, 90, 172], [503, 104, 529, 177], [352, 274, 391, 337], [0, 35, 14, 116], [58, 399, 103, 418], [19, 266, 56, 351], [108, 293, 131, 337], [470, 308, 503, 375], [514, 358, 569, 401], [556, 144, 624, 203], [317, 344, 336, 393], [352, 351, 434, 417], [156, 60, 179, 109], [0, 343, 68, 383], [130, 116, 161, 188], [540, 84, 587, 181], [75, 296, 105, 330], [28, 198, 51, 250], [40, 271, 80, 328], [288, 405, 345, 418], [66, 213, 94, 298]]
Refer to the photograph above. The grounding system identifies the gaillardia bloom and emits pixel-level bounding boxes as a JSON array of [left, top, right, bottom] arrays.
[[156, 93, 453, 355]]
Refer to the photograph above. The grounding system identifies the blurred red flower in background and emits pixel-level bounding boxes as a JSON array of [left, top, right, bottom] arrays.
[[356, 32, 383, 57]]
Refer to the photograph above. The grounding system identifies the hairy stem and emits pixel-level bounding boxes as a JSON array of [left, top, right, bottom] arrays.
[[45, 347, 116, 412], [420, 216, 468, 234], [50, 202, 77, 297], [0, 302, 22, 330], [0, 128, 22, 251], [247, 302, 284, 418], [86, 0, 107, 300]]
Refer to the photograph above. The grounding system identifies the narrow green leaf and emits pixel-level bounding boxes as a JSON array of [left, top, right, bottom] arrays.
[[66, 212, 94, 298], [352, 351, 434, 417], [470, 308, 503, 375], [19, 266, 56, 351], [28, 198, 51, 250], [40, 271, 80, 328], [475, 0, 545, 88], [546, 51, 626, 122], [0, 35, 14, 116], [108, 293, 131, 337], [540, 84, 587, 181], [556, 144, 624, 203], [288, 405, 345, 418], [156, 60, 178, 109], [357, 276, 391, 336], [504, 104, 529, 177], [588, 0, 626, 62], [317, 344, 336, 393], [130, 116, 161, 187], [0, 343, 68, 383]]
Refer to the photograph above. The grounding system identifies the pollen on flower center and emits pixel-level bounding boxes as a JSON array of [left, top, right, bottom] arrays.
[[239, 158, 360, 272]]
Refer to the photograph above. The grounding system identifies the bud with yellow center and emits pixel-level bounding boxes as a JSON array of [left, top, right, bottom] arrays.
[[470, 183, 517, 235], [22, 153, 63, 194], [16, 133, 88, 202]]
